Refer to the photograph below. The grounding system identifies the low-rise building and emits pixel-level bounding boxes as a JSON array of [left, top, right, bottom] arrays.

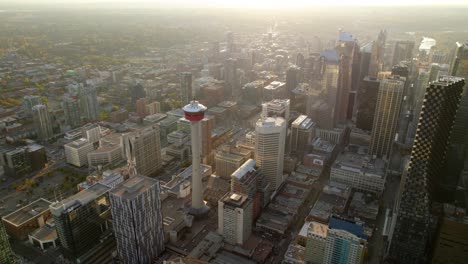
[[330, 145, 386, 194]]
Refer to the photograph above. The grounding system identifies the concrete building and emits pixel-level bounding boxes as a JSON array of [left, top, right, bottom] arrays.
[[32, 104, 53, 140], [231, 159, 270, 221], [87, 134, 124, 167], [255, 117, 286, 193], [218, 192, 253, 245], [324, 217, 367, 264], [22, 95, 42, 117], [50, 183, 111, 260], [123, 126, 162, 177], [215, 145, 251, 179], [2, 199, 51, 241], [65, 138, 94, 167], [369, 76, 405, 159], [81, 123, 101, 145], [261, 99, 290, 121], [315, 128, 344, 145], [331, 145, 386, 194], [389, 77, 465, 263], [290, 115, 315, 157], [263, 81, 286, 101], [110, 175, 165, 264], [145, 101, 161, 115], [305, 221, 328, 264]]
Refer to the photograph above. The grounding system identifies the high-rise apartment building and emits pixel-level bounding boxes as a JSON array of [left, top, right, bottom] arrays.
[[356, 77, 380, 131], [255, 117, 286, 192], [324, 217, 367, 264], [290, 115, 315, 156], [50, 183, 111, 260], [389, 77, 465, 263], [80, 85, 99, 121], [218, 192, 253, 245], [180, 72, 192, 105], [22, 95, 42, 117], [123, 126, 162, 177], [0, 221, 15, 263], [32, 104, 53, 140], [369, 76, 405, 159], [62, 95, 82, 128], [110, 175, 165, 264]]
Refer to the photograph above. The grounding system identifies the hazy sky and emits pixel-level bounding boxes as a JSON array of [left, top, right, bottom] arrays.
[[2, 0, 468, 8]]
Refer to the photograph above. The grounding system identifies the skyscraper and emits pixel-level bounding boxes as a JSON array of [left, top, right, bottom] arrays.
[[356, 77, 380, 131], [392, 40, 415, 66], [369, 76, 405, 159], [290, 115, 315, 157], [324, 217, 367, 264], [320, 50, 340, 126], [389, 77, 465, 263], [62, 95, 82, 128], [224, 58, 237, 100], [130, 83, 146, 106], [50, 183, 111, 260], [180, 72, 192, 105], [255, 117, 286, 192], [218, 192, 253, 245], [32, 104, 53, 140], [0, 221, 15, 263], [80, 85, 99, 121], [445, 42, 468, 200], [122, 125, 162, 177], [262, 99, 290, 121], [22, 95, 42, 117], [286, 65, 300, 98], [110, 175, 165, 264], [231, 159, 270, 221]]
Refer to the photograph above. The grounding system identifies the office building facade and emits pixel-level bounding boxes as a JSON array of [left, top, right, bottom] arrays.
[[218, 192, 253, 245], [110, 175, 165, 264], [356, 77, 380, 131], [123, 126, 162, 177], [369, 76, 405, 159], [255, 117, 286, 192]]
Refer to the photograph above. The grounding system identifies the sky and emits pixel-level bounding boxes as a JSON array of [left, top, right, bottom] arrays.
[[2, 0, 468, 8]]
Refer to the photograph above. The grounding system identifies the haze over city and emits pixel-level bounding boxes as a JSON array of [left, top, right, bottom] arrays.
[[0, 1, 467, 264]]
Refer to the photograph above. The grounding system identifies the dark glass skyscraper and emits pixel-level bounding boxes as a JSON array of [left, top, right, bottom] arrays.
[[388, 77, 465, 263], [180, 72, 192, 105]]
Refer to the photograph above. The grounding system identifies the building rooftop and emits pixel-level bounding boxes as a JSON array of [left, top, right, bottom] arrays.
[[256, 116, 285, 128], [92, 133, 122, 153], [231, 159, 256, 180], [292, 115, 314, 130], [218, 101, 237, 108], [207, 106, 226, 114], [50, 183, 111, 216], [320, 49, 340, 63], [111, 174, 158, 200], [329, 216, 366, 239], [333, 144, 386, 178], [143, 113, 167, 123], [308, 221, 328, 238], [264, 81, 285, 91], [66, 138, 91, 149], [3, 198, 51, 227], [222, 192, 250, 208]]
